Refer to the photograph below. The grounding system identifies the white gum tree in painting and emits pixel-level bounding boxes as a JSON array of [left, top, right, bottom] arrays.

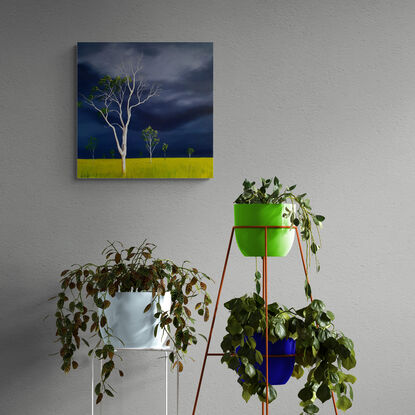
[[142, 126, 160, 162], [83, 60, 159, 176]]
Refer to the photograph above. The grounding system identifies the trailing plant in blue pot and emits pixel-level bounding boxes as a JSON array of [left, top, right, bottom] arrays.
[[52, 241, 212, 404], [220, 281, 356, 413]]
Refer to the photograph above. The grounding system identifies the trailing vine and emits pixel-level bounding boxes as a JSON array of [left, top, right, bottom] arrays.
[[220, 289, 356, 413]]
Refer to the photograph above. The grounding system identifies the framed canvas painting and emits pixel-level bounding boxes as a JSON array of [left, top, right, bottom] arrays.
[[77, 42, 213, 179]]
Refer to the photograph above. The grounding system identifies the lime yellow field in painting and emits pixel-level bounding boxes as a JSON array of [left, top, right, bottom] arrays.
[[77, 158, 213, 179]]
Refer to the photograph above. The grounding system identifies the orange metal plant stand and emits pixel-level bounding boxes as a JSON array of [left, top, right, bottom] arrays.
[[191, 226, 339, 415]]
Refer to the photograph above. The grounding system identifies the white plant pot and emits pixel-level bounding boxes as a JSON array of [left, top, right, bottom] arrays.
[[100, 292, 171, 349]]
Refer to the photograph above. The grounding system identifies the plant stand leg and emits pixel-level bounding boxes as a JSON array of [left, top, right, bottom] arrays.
[[177, 363, 180, 415], [331, 392, 339, 414], [100, 360, 103, 415], [165, 351, 168, 415], [192, 228, 235, 415], [263, 227, 269, 415], [91, 356, 94, 415]]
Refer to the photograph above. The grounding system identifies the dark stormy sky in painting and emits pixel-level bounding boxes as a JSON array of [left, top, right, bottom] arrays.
[[77, 42, 213, 158]]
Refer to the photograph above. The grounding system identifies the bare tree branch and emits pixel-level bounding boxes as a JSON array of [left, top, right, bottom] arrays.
[[81, 59, 160, 175]]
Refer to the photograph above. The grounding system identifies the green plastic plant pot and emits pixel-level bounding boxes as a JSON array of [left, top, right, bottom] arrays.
[[234, 204, 295, 257]]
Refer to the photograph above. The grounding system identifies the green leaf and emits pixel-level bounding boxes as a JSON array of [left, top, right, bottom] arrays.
[[220, 335, 232, 352], [315, 215, 325, 222], [339, 337, 354, 351], [274, 322, 286, 339], [256, 281, 261, 294], [344, 374, 356, 384], [252, 292, 264, 304], [247, 336, 256, 349], [337, 396, 352, 410], [298, 386, 313, 402], [342, 353, 356, 370], [105, 389, 114, 397], [291, 364, 304, 379], [245, 363, 256, 378], [318, 329, 330, 343], [255, 350, 263, 364], [228, 356, 239, 370], [228, 320, 243, 335], [326, 311, 335, 321], [311, 299, 325, 312], [268, 385, 277, 403], [329, 372, 339, 384], [304, 281, 312, 299], [304, 403, 319, 413], [242, 389, 251, 402], [312, 216, 321, 226], [316, 383, 331, 403], [314, 364, 325, 382]]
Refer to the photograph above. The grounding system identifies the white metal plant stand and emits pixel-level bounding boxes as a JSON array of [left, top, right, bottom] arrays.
[[91, 347, 179, 415]]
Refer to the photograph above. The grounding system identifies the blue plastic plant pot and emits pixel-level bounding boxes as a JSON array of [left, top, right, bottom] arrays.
[[237, 333, 296, 385], [253, 333, 296, 385]]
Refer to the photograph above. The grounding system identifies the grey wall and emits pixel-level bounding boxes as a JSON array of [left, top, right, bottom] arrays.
[[1, 0, 414, 414]]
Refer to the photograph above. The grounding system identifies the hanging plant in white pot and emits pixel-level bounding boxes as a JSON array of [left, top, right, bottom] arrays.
[[52, 241, 212, 404]]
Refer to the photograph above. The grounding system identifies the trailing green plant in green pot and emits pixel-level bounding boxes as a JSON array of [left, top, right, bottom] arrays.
[[220, 288, 356, 414], [234, 177, 325, 272], [52, 241, 212, 404]]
